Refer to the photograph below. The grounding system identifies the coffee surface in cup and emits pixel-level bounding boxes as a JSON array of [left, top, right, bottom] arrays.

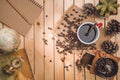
[[78, 24, 97, 43]]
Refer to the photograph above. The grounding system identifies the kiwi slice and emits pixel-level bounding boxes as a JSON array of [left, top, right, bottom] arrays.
[[11, 58, 23, 69]]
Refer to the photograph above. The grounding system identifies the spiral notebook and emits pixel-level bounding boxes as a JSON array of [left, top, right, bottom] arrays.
[[0, 0, 42, 36]]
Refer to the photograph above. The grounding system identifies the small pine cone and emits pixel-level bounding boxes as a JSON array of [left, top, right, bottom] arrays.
[[106, 19, 120, 35], [101, 40, 119, 54], [83, 3, 96, 16]]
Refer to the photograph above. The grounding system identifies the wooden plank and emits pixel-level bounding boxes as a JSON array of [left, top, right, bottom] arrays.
[[18, 35, 24, 49], [54, 0, 64, 80], [64, 0, 74, 80], [75, 0, 84, 8], [44, 0, 54, 80], [84, 0, 96, 80], [74, 0, 84, 80], [32, 0, 44, 80], [34, 13, 45, 80], [25, 27, 34, 75]]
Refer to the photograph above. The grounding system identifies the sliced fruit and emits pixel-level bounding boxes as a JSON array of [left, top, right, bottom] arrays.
[[11, 58, 23, 69]]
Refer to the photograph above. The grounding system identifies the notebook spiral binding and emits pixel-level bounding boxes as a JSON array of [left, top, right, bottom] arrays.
[[29, 0, 42, 9]]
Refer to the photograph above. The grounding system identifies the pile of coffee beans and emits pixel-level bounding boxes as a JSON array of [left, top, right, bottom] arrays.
[[56, 6, 96, 55]]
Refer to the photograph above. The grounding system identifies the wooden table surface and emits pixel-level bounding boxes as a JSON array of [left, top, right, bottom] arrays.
[[1, 0, 120, 80]]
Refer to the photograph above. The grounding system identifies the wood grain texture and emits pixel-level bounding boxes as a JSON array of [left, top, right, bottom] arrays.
[[54, 0, 64, 80], [44, 0, 54, 80], [1, 0, 120, 80], [34, 0, 44, 80]]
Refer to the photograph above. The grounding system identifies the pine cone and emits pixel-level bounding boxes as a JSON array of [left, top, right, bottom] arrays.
[[83, 3, 96, 16], [101, 40, 119, 54], [106, 19, 120, 35]]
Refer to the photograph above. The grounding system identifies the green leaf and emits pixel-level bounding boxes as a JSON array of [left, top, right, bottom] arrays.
[[96, 5, 104, 10], [110, 0, 117, 4], [101, 5, 107, 14], [100, 0, 107, 4], [105, 11, 110, 17]]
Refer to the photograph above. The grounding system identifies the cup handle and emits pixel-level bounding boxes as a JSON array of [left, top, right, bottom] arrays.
[[96, 23, 103, 28]]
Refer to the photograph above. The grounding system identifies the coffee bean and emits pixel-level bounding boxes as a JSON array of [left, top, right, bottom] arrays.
[[43, 32, 45, 35], [79, 15, 81, 17], [64, 66, 68, 68], [66, 68, 69, 71], [48, 27, 52, 30], [75, 11, 78, 13], [73, 17, 76, 20], [63, 29, 65, 32], [49, 60, 52, 62], [61, 57, 65, 62], [61, 23, 64, 25], [57, 27, 60, 29], [44, 55, 46, 58], [70, 13, 73, 16], [65, 14, 69, 18], [45, 15, 48, 17], [69, 64, 72, 67], [72, 9, 75, 11]]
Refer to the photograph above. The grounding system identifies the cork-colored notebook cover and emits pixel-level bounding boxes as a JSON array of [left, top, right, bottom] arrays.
[[0, 0, 42, 36]]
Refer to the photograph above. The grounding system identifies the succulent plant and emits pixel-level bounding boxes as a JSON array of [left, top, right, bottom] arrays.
[[96, 0, 120, 18]]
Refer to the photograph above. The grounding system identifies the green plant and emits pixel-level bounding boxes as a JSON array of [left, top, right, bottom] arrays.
[[96, 0, 120, 18]]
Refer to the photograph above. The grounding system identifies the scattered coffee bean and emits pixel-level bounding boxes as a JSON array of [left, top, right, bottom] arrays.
[[63, 29, 66, 32], [57, 27, 60, 29], [43, 32, 45, 35], [65, 14, 69, 18], [49, 60, 52, 62], [64, 66, 68, 68], [55, 7, 95, 56], [72, 9, 75, 11], [69, 64, 72, 67], [61, 23, 64, 25], [42, 38, 48, 45], [61, 57, 65, 62], [48, 27, 52, 30], [66, 68, 69, 71], [52, 37, 55, 40], [44, 55, 46, 58], [75, 11, 78, 13], [46, 15, 48, 17], [73, 17, 76, 20], [79, 15, 81, 17], [70, 13, 73, 16]]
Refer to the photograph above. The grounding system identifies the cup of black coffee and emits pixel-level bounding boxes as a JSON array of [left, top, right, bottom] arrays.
[[77, 22, 100, 45]]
